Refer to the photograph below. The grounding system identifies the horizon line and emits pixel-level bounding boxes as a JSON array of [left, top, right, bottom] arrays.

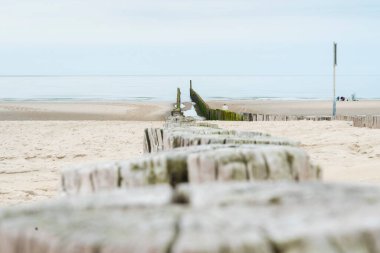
[[1, 74, 380, 77]]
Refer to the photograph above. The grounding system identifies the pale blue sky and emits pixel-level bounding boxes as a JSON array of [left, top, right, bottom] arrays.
[[0, 0, 379, 75]]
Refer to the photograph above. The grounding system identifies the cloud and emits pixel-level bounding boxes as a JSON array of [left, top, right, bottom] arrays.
[[0, 0, 378, 45], [0, 0, 379, 77]]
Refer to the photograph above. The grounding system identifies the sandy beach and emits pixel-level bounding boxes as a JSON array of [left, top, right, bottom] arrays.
[[0, 121, 164, 206], [209, 100, 380, 116], [0, 101, 380, 206], [0, 101, 172, 121], [218, 120, 380, 182]]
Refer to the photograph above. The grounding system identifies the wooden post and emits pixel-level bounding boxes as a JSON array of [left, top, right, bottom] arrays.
[[171, 88, 183, 117], [177, 88, 181, 111]]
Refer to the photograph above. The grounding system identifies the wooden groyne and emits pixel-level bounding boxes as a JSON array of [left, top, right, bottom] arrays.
[[336, 115, 380, 129], [190, 83, 243, 121], [189, 82, 379, 128], [190, 83, 333, 122], [241, 113, 332, 121], [335, 115, 356, 121], [143, 118, 299, 154], [238, 114, 380, 128], [4, 182, 380, 252], [352, 115, 380, 129], [62, 116, 319, 195], [239, 114, 379, 128]]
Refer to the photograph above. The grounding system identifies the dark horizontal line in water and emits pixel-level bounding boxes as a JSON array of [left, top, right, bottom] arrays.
[[0, 74, 380, 77]]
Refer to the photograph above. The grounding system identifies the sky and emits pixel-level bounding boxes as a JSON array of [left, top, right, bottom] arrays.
[[0, 0, 379, 76]]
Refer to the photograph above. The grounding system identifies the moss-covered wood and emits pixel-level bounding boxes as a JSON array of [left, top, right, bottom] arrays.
[[61, 144, 318, 195], [171, 88, 183, 116], [190, 85, 243, 121], [176, 88, 181, 110]]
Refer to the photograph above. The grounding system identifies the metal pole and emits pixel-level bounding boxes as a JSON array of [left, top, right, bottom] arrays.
[[332, 42, 337, 117]]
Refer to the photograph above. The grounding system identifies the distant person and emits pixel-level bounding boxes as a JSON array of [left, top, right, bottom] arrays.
[[222, 104, 229, 110]]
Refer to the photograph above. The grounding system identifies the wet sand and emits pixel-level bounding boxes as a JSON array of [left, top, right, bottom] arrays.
[[0, 101, 172, 121]]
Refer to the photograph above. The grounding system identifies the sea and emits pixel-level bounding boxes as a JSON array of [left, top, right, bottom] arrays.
[[0, 75, 378, 101]]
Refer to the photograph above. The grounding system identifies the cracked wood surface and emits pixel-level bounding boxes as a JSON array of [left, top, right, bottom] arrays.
[[61, 144, 319, 195], [62, 117, 318, 195], [2, 182, 380, 253], [143, 121, 297, 154]]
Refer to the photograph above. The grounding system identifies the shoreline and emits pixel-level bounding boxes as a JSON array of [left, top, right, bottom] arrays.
[[0, 99, 379, 121], [1, 97, 380, 101], [0, 101, 173, 121]]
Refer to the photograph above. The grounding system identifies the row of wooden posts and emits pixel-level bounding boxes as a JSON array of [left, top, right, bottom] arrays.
[[184, 83, 380, 128], [190, 83, 243, 121], [241, 114, 332, 121], [317, 114, 380, 129], [352, 115, 380, 129], [189, 84, 333, 122], [240, 113, 380, 128]]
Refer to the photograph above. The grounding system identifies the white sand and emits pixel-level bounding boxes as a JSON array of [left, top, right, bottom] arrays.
[[0, 121, 163, 206], [218, 121, 380, 183], [1, 120, 379, 207]]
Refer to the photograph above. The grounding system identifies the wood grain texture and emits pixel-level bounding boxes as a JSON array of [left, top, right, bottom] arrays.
[[2, 182, 380, 253], [62, 144, 319, 195]]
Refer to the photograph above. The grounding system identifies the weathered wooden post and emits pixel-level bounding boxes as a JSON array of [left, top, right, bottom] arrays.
[[171, 87, 183, 116], [177, 88, 181, 110]]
